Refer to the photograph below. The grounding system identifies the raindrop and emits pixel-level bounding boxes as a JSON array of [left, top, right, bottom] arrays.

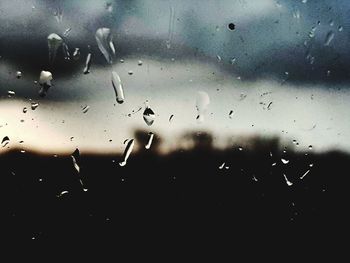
[[281, 158, 289, 164], [16, 71, 22, 79], [31, 102, 39, 110], [23, 107, 27, 113], [329, 20, 334, 26], [238, 147, 243, 151], [73, 48, 80, 60], [308, 145, 313, 150], [83, 53, 92, 74], [63, 27, 71, 37], [138, 60, 143, 66], [195, 91, 210, 123], [169, 114, 174, 122], [62, 42, 70, 60], [230, 57, 236, 65], [53, 7, 63, 23], [309, 163, 314, 167], [119, 139, 134, 166], [1, 136, 10, 147], [308, 27, 316, 38], [95, 28, 115, 64], [267, 102, 273, 110], [57, 190, 69, 197], [38, 71, 53, 97], [111, 71, 125, 104], [128, 70, 133, 75], [338, 26, 343, 32], [143, 106, 156, 126], [324, 31, 335, 46], [283, 174, 293, 186], [228, 23, 236, 30], [300, 170, 310, 180], [71, 149, 80, 173], [272, 162, 277, 166], [145, 132, 154, 150], [219, 162, 225, 170], [7, 91, 15, 97], [82, 105, 90, 113], [105, 2, 113, 12], [229, 110, 234, 118], [47, 33, 63, 64]]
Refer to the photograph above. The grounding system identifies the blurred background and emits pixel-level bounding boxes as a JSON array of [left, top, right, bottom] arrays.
[[0, 0, 349, 249]]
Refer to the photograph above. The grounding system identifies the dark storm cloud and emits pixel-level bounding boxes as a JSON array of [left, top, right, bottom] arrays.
[[1, 0, 350, 102]]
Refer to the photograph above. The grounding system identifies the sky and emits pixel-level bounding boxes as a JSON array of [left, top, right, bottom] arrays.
[[1, 0, 350, 155]]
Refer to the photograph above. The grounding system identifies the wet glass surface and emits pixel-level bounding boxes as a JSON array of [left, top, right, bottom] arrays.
[[0, 0, 349, 252]]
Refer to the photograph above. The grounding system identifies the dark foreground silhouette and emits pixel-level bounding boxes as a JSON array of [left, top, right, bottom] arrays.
[[0, 133, 349, 250]]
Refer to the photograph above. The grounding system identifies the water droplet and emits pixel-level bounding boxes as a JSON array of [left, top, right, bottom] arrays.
[[308, 145, 313, 150], [238, 147, 243, 151], [47, 33, 63, 63], [143, 107, 155, 126], [300, 170, 310, 180], [281, 158, 289, 164], [329, 20, 334, 26], [7, 90, 15, 97], [283, 174, 293, 186], [105, 2, 113, 12], [62, 42, 70, 60], [31, 102, 39, 110], [82, 105, 90, 113], [71, 149, 80, 173], [95, 28, 115, 64], [229, 110, 234, 118], [73, 48, 80, 60], [338, 26, 343, 32], [228, 23, 235, 30], [57, 190, 69, 197], [324, 31, 335, 46], [138, 60, 143, 66], [309, 163, 314, 167], [23, 107, 27, 113], [267, 102, 273, 110], [216, 55, 222, 62], [128, 70, 133, 75], [38, 71, 52, 97], [16, 71, 22, 79], [111, 71, 125, 104], [53, 7, 63, 23], [195, 91, 210, 122], [83, 53, 92, 74], [308, 27, 316, 38], [302, 0, 307, 3], [219, 162, 225, 170], [1, 136, 10, 147], [272, 162, 277, 166], [63, 27, 71, 37], [230, 57, 236, 65], [119, 139, 134, 166], [169, 114, 174, 122], [145, 132, 154, 150]]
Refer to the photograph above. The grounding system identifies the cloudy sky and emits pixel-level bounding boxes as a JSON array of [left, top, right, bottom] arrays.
[[0, 0, 350, 155]]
